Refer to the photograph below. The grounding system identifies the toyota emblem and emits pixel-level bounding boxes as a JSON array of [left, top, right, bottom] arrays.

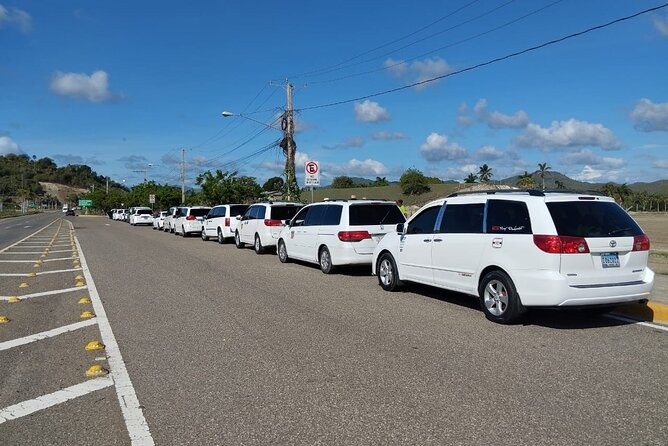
[[609, 240, 617, 248]]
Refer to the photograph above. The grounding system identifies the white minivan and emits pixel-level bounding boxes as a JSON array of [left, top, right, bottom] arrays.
[[173, 206, 211, 237], [201, 204, 249, 243], [277, 200, 405, 273], [372, 190, 654, 324], [235, 202, 303, 254]]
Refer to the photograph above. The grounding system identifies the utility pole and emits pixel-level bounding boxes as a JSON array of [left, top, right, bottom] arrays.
[[106, 177, 109, 194], [283, 81, 297, 200], [180, 148, 186, 205]]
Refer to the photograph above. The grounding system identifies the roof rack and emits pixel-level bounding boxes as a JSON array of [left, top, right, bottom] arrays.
[[542, 189, 607, 197], [448, 189, 545, 198]]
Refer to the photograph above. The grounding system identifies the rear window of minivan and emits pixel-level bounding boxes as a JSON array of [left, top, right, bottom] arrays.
[[229, 205, 249, 217], [190, 208, 210, 217], [270, 205, 302, 221], [349, 204, 405, 226], [546, 201, 643, 237], [137, 209, 152, 215]]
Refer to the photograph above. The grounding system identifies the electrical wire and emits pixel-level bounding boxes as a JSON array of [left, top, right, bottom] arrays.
[[297, 2, 668, 112]]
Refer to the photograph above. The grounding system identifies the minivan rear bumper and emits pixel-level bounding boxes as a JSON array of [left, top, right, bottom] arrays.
[[512, 268, 655, 307]]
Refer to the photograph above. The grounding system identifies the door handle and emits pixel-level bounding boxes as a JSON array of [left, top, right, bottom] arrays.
[[423, 239, 432, 243], [433, 238, 443, 242]]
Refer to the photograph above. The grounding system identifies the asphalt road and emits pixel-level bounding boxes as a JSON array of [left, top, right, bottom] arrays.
[[0, 212, 61, 249], [1, 214, 667, 445]]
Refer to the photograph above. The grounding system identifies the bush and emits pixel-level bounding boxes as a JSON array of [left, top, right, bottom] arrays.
[[400, 168, 430, 195]]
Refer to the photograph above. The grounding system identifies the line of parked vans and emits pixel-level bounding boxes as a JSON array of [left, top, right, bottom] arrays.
[[110, 190, 655, 324]]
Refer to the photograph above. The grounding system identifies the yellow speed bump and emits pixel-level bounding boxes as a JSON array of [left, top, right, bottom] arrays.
[[19, 282, 29, 288], [7, 296, 21, 303], [0, 315, 9, 324], [75, 281, 86, 287], [78, 297, 91, 304], [27, 272, 37, 277], [71, 253, 78, 257], [85, 341, 105, 351], [80, 310, 95, 319], [40, 254, 47, 258], [75, 274, 84, 280], [85, 364, 108, 377], [33, 263, 42, 268]]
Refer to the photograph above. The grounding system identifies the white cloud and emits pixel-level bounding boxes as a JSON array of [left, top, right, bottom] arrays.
[[322, 136, 365, 150], [630, 98, 668, 132], [561, 149, 625, 169], [0, 135, 22, 155], [326, 158, 388, 176], [384, 57, 452, 90], [420, 132, 468, 162], [571, 165, 603, 182], [0, 5, 32, 33], [427, 164, 479, 181], [255, 151, 310, 173], [49, 70, 120, 102], [460, 99, 529, 129], [515, 119, 622, 151], [654, 14, 668, 36], [370, 131, 407, 141], [354, 100, 390, 123], [653, 160, 668, 168], [475, 145, 504, 160]]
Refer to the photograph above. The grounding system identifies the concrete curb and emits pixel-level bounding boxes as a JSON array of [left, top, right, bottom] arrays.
[[612, 301, 668, 325]]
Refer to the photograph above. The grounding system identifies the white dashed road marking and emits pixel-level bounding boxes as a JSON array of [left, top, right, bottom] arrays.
[[0, 319, 98, 352]]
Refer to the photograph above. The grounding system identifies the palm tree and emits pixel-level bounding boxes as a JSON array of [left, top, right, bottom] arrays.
[[554, 180, 566, 190], [478, 164, 493, 183], [516, 171, 535, 188], [538, 162, 551, 190], [464, 173, 477, 184], [617, 183, 632, 207]]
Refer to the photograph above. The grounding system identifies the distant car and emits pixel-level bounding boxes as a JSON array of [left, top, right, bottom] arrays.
[[174, 206, 211, 237], [277, 200, 405, 273], [235, 202, 303, 254], [153, 211, 169, 230], [65, 209, 76, 216], [129, 208, 154, 226], [163, 206, 181, 233], [113, 209, 126, 220], [372, 190, 654, 324], [201, 204, 250, 243]]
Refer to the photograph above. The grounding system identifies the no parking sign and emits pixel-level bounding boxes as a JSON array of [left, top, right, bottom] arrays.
[[305, 161, 320, 186]]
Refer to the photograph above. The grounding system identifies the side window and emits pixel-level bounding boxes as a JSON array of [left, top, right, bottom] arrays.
[[486, 200, 532, 234], [291, 207, 311, 227], [322, 205, 342, 226], [305, 205, 325, 226], [406, 206, 441, 235], [255, 206, 267, 220], [440, 203, 484, 234], [243, 206, 256, 221]]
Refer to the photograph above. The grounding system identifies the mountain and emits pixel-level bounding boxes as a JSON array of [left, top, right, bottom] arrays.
[[498, 170, 668, 194]]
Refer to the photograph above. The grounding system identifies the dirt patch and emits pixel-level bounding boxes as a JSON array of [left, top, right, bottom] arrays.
[[39, 182, 87, 204]]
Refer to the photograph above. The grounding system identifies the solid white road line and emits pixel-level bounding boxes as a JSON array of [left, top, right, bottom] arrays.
[[0, 377, 114, 424], [0, 220, 58, 253], [0, 286, 87, 301], [2, 249, 73, 254], [0, 268, 82, 277], [72, 223, 154, 445], [606, 313, 668, 332], [0, 319, 98, 352], [0, 258, 76, 263]]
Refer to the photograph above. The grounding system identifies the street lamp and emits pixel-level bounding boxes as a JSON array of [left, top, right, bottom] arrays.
[[221, 111, 282, 132]]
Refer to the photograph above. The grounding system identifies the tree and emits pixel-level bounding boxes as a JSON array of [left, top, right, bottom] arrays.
[[464, 173, 477, 184], [538, 162, 551, 190], [478, 164, 493, 183], [372, 176, 389, 187], [400, 168, 430, 195], [262, 176, 284, 192], [516, 171, 535, 188], [195, 170, 261, 205], [554, 180, 566, 190], [331, 176, 354, 189]]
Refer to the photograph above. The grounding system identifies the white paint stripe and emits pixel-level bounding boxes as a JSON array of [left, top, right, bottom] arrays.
[[2, 249, 73, 254], [0, 258, 77, 263], [0, 286, 86, 301], [0, 319, 98, 351], [0, 273, 29, 277], [0, 268, 81, 277], [0, 377, 113, 423], [71, 222, 154, 445], [0, 219, 59, 253], [606, 313, 668, 332]]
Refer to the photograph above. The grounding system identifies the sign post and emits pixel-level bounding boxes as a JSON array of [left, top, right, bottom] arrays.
[[304, 161, 320, 203], [149, 194, 156, 211]]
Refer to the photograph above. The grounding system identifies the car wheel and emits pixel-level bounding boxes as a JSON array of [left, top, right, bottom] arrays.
[[201, 230, 209, 241], [254, 234, 265, 254], [319, 246, 335, 274], [278, 240, 289, 263], [217, 229, 226, 244], [152, 225, 157, 230], [478, 270, 526, 324], [181, 226, 187, 237], [235, 231, 244, 249], [377, 253, 400, 291]]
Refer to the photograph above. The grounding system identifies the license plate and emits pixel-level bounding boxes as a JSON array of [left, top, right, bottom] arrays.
[[601, 252, 619, 268]]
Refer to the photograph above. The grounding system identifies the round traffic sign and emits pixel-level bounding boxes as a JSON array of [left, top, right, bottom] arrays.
[[305, 161, 319, 175]]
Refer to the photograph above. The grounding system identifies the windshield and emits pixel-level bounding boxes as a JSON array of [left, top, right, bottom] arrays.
[[546, 201, 643, 237]]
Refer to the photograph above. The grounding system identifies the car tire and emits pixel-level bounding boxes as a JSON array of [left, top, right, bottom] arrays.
[[377, 253, 401, 291], [254, 234, 265, 254], [235, 231, 244, 249], [201, 230, 209, 241], [182, 226, 187, 237], [278, 240, 289, 263], [319, 246, 335, 274], [478, 270, 526, 324], [217, 229, 226, 244]]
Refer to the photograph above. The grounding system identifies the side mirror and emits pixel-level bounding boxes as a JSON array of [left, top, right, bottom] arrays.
[[283, 219, 291, 226], [236, 215, 242, 221], [396, 223, 405, 234]]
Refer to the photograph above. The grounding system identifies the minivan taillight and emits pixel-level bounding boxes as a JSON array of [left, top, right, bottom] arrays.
[[338, 231, 371, 242], [186, 215, 196, 221], [264, 219, 283, 226], [225, 218, 230, 227], [633, 234, 650, 251], [533, 235, 590, 254]]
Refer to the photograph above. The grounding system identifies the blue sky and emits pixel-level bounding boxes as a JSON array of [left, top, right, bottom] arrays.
[[1, 0, 667, 187]]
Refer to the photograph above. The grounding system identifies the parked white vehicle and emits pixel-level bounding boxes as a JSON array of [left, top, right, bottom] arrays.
[[153, 211, 169, 230], [201, 204, 249, 243], [113, 209, 127, 220], [163, 207, 181, 233], [372, 190, 654, 324], [235, 202, 303, 254], [277, 200, 405, 273], [174, 206, 211, 237], [129, 208, 154, 226]]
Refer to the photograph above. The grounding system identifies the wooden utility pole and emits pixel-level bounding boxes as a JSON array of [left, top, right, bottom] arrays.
[[180, 148, 186, 205], [284, 81, 297, 200]]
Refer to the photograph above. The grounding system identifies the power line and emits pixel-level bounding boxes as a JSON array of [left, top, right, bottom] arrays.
[[297, 2, 668, 112]]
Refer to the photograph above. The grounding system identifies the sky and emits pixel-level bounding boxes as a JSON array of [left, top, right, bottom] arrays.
[[1, 0, 667, 188]]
